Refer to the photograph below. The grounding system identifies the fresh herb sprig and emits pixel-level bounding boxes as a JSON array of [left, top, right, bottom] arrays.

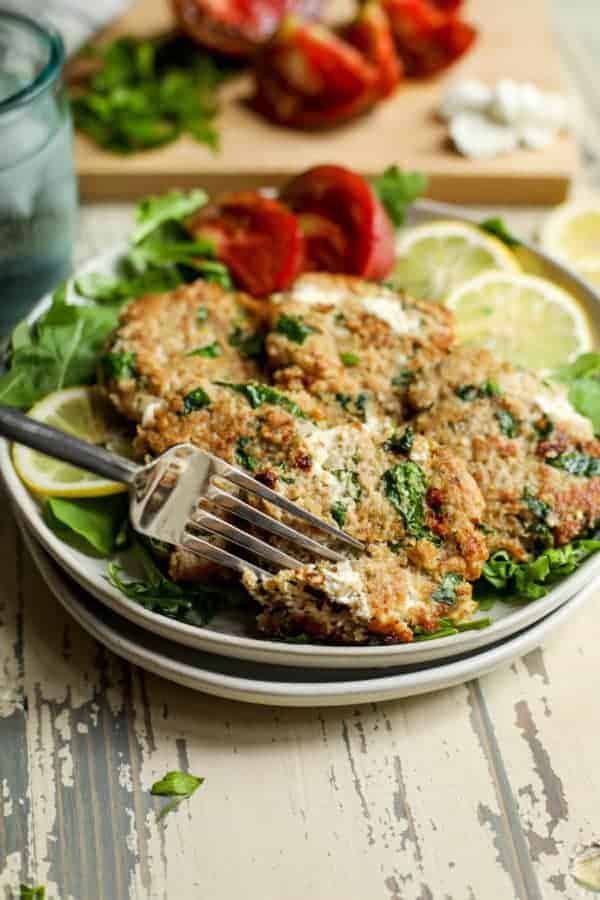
[[372, 167, 427, 227], [71, 35, 236, 153]]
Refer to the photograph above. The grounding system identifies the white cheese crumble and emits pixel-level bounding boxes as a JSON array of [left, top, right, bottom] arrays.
[[324, 561, 371, 620], [361, 295, 420, 335], [441, 78, 570, 159], [533, 390, 593, 438], [289, 279, 347, 307], [140, 398, 165, 427], [303, 426, 353, 505]]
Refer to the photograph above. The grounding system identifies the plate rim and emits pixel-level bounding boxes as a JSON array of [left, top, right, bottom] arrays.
[[3, 243, 600, 670], [20, 515, 595, 707]]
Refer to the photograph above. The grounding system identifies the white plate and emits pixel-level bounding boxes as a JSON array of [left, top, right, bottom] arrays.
[[19, 516, 595, 706], [2, 245, 600, 670]]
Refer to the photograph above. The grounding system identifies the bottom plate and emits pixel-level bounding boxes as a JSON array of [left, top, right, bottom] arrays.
[[21, 520, 594, 707]]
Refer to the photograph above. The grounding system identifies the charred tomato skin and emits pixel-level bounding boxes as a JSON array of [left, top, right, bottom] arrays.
[[281, 164, 396, 280], [188, 191, 304, 296]]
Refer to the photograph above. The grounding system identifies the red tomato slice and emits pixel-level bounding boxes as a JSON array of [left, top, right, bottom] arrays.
[[188, 192, 304, 296], [172, 0, 322, 56], [253, 18, 379, 129], [281, 165, 395, 280], [344, 1, 404, 98], [384, 0, 476, 76], [297, 213, 350, 272]]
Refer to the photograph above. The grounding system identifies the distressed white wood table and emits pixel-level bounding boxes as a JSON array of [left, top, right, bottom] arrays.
[[2, 4, 600, 896]]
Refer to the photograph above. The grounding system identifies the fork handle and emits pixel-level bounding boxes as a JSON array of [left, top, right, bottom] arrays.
[[0, 404, 139, 485]]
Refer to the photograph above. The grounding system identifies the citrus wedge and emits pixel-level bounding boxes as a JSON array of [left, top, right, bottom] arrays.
[[12, 386, 132, 497], [392, 220, 520, 301], [540, 202, 600, 267], [445, 271, 593, 371]]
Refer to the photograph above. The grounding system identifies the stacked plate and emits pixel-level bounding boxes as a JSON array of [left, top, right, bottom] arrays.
[[3, 438, 599, 706]]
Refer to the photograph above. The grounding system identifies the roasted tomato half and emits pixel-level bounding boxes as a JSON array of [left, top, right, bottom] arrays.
[[344, 1, 404, 99], [172, 0, 322, 57], [384, 0, 476, 77], [281, 165, 396, 280], [253, 17, 379, 129], [187, 192, 304, 296]]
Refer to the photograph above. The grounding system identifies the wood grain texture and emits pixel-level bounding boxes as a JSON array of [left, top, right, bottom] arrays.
[[74, 0, 578, 203]]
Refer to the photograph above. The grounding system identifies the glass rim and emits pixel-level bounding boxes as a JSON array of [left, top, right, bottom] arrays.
[[0, 8, 65, 115]]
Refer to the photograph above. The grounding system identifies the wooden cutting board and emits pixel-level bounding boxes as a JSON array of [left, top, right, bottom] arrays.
[[75, 0, 577, 203]]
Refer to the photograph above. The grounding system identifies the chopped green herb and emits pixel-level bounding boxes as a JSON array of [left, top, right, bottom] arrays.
[[193, 260, 233, 289], [330, 502, 347, 527], [334, 391, 369, 421], [522, 488, 553, 550], [182, 387, 211, 414], [547, 450, 600, 477], [522, 488, 551, 523], [72, 35, 235, 154], [482, 380, 502, 396], [235, 436, 257, 472], [186, 341, 222, 358], [215, 382, 307, 418], [151, 769, 204, 820], [534, 417, 554, 439], [275, 314, 315, 344], [372, 167, 427, 227], [495, 408, 519, 437], [333, 468, 362, 502], [383, 426, 414, 455], [340, 352, 360, 367], [479, 216, 521, 248], [102, 350, 137, 380], [382, 461, 433, 540], [456, 381, 502, 402], [196, 306, 209, 323], [228, 324, 265, 359], [391, 368, 414, 389], [431, 573, 463, 605]]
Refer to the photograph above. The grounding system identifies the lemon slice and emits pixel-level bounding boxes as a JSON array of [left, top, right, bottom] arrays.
[[446, 271, 593, 370], [577, 260, 600, 290], [392, 220, 520, 302], [540, 202, 600, 266], [12, 387, 132, 497]]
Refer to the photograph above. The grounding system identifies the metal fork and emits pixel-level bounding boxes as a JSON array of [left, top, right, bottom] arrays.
[[0, 406, 363, 577]]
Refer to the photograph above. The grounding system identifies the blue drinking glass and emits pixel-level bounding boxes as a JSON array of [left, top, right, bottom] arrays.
[[0, 9, 78, 336]]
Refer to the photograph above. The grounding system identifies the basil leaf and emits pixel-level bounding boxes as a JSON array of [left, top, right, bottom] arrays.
[[102, 350, 137, 380], [275, 314, 315, 344], [330, 502, 347, 527], [215, 382, 307, 418], [382, 461, 433, 540], [182, 387, 211, 414], [186, 342, 222, 358], [383, 426, 414, 454], [235, 436, 257, 471], [43, 495, 129, 557], [547, 450, 600, 477]]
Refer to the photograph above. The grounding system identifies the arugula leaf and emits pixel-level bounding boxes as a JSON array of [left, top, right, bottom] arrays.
[[182, 387, 211, 414], [431, 572, 463, 605], [556, 352, 600, 435], [478, 540, 600, 602], [72, 35, 234, 154], [43, 495, 129, 557], [495, 408, 519, 438], [186, 342, 222, 358], [108, 538, 247, 625], [20, 886, 45, 899], [479, 217, 521, 248], [372, 167, 427, 227], [383, 426, 414, 455], [547, 450, 600, 477], [133, 190, 207, 244], [382, 461, 435, 540], [151, 770, 204, 820], [339, 352, 360, 367], [0, 291, 119, 409], [235, 436, 257, 471], [275, 314, 315, 344], [215, 382, 307, 418]]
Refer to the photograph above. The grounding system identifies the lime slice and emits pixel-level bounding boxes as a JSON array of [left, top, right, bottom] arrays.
[[446, 271, 593, 371], [392, 220, 520, 302], [540, 202, 600, 266], [12, 386, 132, 497]]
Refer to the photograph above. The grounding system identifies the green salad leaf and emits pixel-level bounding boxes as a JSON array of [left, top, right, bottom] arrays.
[[151, 769, 204, 820], [477, 539, 600, 604], [132, 190, 207, 244], [0, 288, 120, 408], [372, 167, 427, 227], [275, 314, 315, 344], [108, 539, 248, 625], [72, 35, 235, 154], [556, 352, 600, 435], [43, 495, 129, 557]]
